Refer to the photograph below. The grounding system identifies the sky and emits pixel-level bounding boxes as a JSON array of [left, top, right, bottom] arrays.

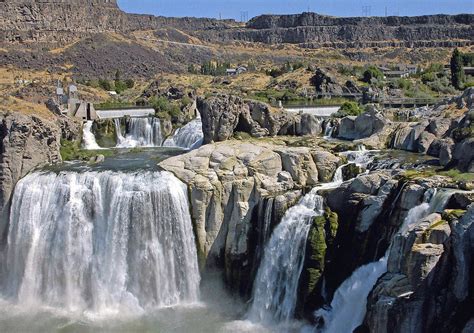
[[117, 0, 474, 21]]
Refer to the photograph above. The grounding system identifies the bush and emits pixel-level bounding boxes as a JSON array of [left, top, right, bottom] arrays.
[[98, 79, 112, 91], [397, 78, 413, 90], [150, 96, 181, 120], [362, 66, 384, 83], [421, 72, 437, 83], [333, 102, 363, 118], [125, 79, 135, 89]]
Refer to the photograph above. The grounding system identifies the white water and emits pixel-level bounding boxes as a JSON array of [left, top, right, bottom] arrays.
[[312, 189, 453, 333], [247, 172, 345, 326], [1, 170, 200, 315], [247, 188, 326, 325], [323, 123, 335, 139], [163, 118, 204, 150], [115, 117, 163, 148], [82, 121, 102, 150]]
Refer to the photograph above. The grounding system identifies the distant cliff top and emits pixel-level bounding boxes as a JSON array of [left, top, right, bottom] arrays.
[[5, 0, 117, 4], [247, 12, 474, 29]]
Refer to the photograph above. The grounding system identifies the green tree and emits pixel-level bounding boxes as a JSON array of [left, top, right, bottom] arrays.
[[362, 66, 384, 84], [451, 48, 466, 90]]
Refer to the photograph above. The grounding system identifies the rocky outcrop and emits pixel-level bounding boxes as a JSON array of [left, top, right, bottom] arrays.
[[364, 205, 474, 333], [310, 68, 361, 95], [197, 95, 322, 144], [159, 141, 341, 295], [0, 112, 78, 231]]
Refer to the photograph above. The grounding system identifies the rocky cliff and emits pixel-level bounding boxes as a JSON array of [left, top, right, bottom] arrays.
[[0, 112, 79, 239], [0, 0, 234, 44], [159, 140, 343, 295], [1, 1, 472, 48], [200, 12, 473, 48]]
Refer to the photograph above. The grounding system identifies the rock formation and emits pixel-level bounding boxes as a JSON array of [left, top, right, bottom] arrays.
[[1, 2, 472, 49], [197, 95, 322, 144], [0, 112, 79, 231], [363, 205, 474, 333], [208, 12, 473, 48], [159, 140, 342, 295]]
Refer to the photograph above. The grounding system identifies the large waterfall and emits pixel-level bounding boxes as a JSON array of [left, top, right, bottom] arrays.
[[312, 188, 453, 333], [1, 170, 200, 314], [163, 118, 204, 150], [115, 117, 163, 148], [247, 188, 326, 325]]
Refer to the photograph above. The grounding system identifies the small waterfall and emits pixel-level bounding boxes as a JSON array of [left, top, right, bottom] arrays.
[[163, 118, 204, 150], [1, 170, 200, 314], [323, 123, 335, 139], [312, 188, 453, 333], [247, 188, 326, 325], [115, 117, 163, 148], [82, 121, 102, 150]]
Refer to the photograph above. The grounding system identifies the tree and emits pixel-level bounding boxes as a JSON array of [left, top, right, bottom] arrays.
[[450, 48, 465, 90], [362, 66, 384, 84]]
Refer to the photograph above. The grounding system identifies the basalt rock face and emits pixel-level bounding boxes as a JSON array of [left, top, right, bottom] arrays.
[[1, 0, 234, 44], [0, 112, 79, 238], [159, 141, 342, 296], [363, 205, 474, 333], [197, 95, 322, 144], [210, 13, 474, 48]]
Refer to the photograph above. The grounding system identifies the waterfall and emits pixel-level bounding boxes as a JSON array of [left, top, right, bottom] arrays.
[[115, 117, 163, 148], [323, 123, 335, 139], [312, 189, 453, 333], [1, 170, 200, 314], [82, 121, 102, 150], [163, 118, 204, 150], [247, 188, 326, 325]]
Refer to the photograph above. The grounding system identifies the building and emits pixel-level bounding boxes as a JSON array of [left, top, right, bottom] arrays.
[[464, 67, 474, 76], [226, 66, 248, 76], [67, 101, 97, 120], [384, 70, 410, 79]]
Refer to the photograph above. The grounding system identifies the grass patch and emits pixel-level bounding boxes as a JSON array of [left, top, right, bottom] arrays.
[[401, 168, 474, 183], [60, 139, 114, 161]]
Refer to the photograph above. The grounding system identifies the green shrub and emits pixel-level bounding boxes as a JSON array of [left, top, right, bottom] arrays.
[[98, 79, 113, 91], [333, 101, 364, 118], [60, 140, 114, 161], [150, 96, 181, 120], [362, 66, 384, 83]]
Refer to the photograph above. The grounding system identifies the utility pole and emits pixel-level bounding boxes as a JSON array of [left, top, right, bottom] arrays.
[[362, 5, 372, 17], [240, 11, 248, 23]]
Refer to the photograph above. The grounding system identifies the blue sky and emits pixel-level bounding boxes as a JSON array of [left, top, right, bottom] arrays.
[[117, 0, 474, 20]]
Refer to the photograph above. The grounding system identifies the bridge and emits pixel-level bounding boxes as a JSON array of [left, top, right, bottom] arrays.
[[381, 98, 441, 108], [95, 108, 155, 119]]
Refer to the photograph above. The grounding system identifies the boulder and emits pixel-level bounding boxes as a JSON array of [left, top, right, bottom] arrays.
[[311, 150, 342, 182], [453, 138, 474, 172]]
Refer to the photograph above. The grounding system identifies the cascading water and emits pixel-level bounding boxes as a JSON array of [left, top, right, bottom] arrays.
[[115, 117, 163, 148], [247, 188, 326, 325], [163, 118, 204, 150], [1, 170, 200, 314], [311, 188, 454, 333], [323, 123, 335, 139], [82, 121, 102, 150]]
